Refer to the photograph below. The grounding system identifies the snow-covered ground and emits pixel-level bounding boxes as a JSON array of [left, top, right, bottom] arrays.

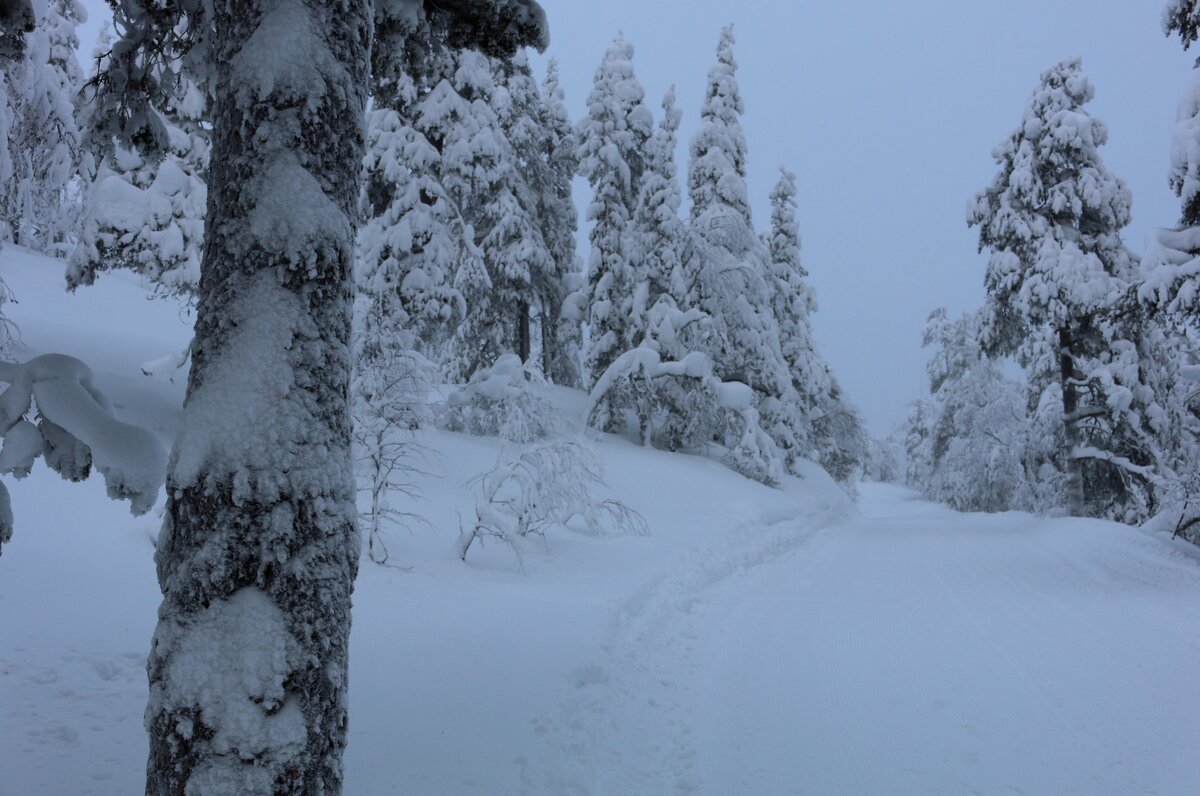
[[2, 245, 1199, 795]]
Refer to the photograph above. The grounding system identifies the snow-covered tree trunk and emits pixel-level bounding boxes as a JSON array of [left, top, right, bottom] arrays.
[[144, 0, 370, 792], [1057, 326, 1087, 516]]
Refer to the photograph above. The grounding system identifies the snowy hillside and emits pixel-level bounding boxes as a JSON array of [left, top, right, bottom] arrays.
[[1, 246, 1199, 795]]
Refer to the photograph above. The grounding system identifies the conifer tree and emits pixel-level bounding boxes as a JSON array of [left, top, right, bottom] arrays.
[[810, 378, 868, 485], [423, 48, 548, 382], [629, 85, 685, 340], [0, 1, 33, 59], [435, 49, 511, 381], [486, 51, 552, 364], [688, 23, 750, 229], [72, 24, 208, 297], [763, 166, 829, 462], [358, 24, 463, 366], [0, 2, 27, 355], [1, 0, 85, 253], [577, 32, 652, 385], [535, 59, 582, 386], [1142, 1, 1200, 319], [685, 26, 787, 393], [969, 58, 1144, 517], [682, 26, 792, 441]]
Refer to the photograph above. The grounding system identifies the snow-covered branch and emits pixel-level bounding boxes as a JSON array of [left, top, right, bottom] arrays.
[[0, 353, 166, 553]]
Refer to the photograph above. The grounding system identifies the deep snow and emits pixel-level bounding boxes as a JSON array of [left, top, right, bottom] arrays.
[[1, 245, 1198, 795]]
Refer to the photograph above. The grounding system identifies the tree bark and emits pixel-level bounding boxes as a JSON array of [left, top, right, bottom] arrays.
[[145, 1, 370, 793], [517, 300, 531, 363], [1058, 325, 1086, 517]]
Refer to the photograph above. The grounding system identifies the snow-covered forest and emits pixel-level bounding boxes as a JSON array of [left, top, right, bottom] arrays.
[[1, 0, 1198, 794]]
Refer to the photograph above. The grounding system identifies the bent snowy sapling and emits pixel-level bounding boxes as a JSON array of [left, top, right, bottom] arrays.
[[0, 354, 167, 554]]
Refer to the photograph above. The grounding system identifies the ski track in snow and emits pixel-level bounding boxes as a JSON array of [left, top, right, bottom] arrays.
[[524, 485, 1200, 796], [521, 493, 849, 795]]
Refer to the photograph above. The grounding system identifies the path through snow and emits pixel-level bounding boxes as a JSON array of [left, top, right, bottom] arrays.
[[528, 483, 1200, 795]]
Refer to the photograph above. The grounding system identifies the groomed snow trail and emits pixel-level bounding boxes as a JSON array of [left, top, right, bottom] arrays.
[[529, 483, 1200, 795]]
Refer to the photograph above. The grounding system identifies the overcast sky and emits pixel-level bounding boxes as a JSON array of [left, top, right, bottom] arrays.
[[76, 1, 1197, 435]]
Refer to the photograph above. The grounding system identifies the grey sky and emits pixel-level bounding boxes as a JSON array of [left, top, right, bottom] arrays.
[[77, 1, 1196, 435]]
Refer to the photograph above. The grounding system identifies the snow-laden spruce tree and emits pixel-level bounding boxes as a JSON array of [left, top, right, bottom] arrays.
[[1113, 1, 1200, 539], [72, 25, 208, 298], [91, 0, 547, 791], [358, 22, 465, 365], [432, 49, 505, 380], [904, 398, 937, 490], [0, 0, 33, 360], [584, 66, 788, 486], [761, 166, 835, 468], [358, 106, 465, 358], [1, 0, 85, 253], [1139, 3, 1200, 320], [576, 32, 653, 385], [969, 58, 1146, 518], [536, 59, 582, 386], [683, 25, 791, 415], [628, 85, 686, 344], [688, 23, 749, 229], [0, 4, 21, 353], [435, 48, 546, 381], [484, 51, 552, 364]]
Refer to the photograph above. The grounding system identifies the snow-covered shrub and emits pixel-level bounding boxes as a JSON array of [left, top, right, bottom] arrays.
[[904, 399, 937, 490], [930, 433, 1026, 514], [456, 441, 647, 569], [1162, 451, 1200, 544], [864, 435, 902, 484], [723, 404, 784, 486], [810, 389, 867, 487], [439, 354, 565, 442], [0, 353, 167, 553], [587, 343, 784, 486], [919, 308, 1029, 513], [1018, 383, 1073, 514], [0, 277, 14, 355], [353, 343, 436, 565]]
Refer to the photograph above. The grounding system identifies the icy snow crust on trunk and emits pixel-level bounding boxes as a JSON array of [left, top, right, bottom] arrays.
[[144, 0, 369, 792], [157, 588, 308, 795]]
